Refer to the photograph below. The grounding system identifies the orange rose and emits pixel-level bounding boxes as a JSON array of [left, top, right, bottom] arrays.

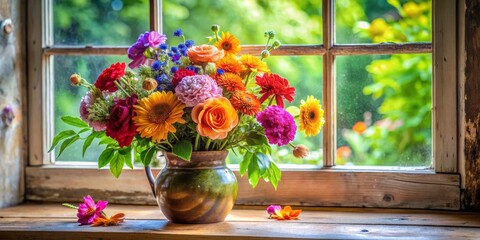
[[191, 97, 238, 140], [187, 45, 225, 64]]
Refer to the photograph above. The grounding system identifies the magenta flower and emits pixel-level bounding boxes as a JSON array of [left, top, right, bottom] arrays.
[[128, 31, 167, 69], [76, 195, 108, 225], [266, 205, 282, 217], [79, 91, 107, 131], [175, 75, 223, 107], [256, 106, 296, 146]]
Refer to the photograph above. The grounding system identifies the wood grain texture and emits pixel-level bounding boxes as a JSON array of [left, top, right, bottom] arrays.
[[463, 0, 480, 210], [26, 166, 460, 210], [0, 0, 26, 208], [0, 204, 480, 240], [433, 0, 458, 173]]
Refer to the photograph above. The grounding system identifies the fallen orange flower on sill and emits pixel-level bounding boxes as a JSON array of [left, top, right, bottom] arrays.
[[92, 213, 125, 227], [272, 206, 302, 220]]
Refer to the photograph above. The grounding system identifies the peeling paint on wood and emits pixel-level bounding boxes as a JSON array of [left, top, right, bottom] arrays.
[[0, 2, 26, 208], [463, 0, 480, 210]]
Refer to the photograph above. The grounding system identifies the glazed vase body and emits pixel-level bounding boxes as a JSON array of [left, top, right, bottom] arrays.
[[155, 151, 238, 223]]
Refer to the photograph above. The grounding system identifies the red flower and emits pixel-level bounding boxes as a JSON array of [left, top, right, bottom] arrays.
[[106, 95, 138, 147], [172, 68, 196, 87], [94, 62, 126, 92], [256, 73, 295, 108]]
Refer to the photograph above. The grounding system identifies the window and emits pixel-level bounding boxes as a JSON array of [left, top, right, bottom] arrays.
[[27, 0, 460, 209]]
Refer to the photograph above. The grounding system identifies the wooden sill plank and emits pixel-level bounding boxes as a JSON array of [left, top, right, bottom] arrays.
[[25, 167, 461, 210], [1, 204, 480, 240]]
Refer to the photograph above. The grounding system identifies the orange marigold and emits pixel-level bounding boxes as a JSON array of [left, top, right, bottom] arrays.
[[92, 213, 125, 227], [217, 73, 246, 92], [216, 55, 245, 74], [230, 91, 261, 116], [214, 32, 241, 57], [352, 121, 367, 134], [240, 54, 270, 73]]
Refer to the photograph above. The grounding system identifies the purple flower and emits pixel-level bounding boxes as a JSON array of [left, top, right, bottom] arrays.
[[76, 195, 108, 225], [256, 106, 296, 146], [217, 69, 225, 75], [79, 91, 106, 131], [266, 205, 282, 217], [127, 31, 167, 69], [175, 75, 223, 107]]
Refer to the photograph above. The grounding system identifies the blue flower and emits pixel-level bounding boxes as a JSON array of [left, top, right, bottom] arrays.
[[180, 49, 188, 56], [159, 43, 168, 50], [151, 61, 162, 71], [194, 67, 201, 74], [173, 29, 183, 37], [217, 69, 225, 75], [155, 73, 169, 82], [171, 66, 179, 73], [171, 46, 179, 53], [178, 43, 186, 50], [187, 65, 195, 71], [185, 40, 194, 48]]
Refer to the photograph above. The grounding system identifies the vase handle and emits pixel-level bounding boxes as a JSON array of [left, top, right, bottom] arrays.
[[144, 166, 156, 198]]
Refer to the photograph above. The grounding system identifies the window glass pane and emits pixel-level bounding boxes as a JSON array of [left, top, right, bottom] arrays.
[[226, 56, 323, 166], [163, 0, 322, 45], [53, 0, 149, 45], [336, 0, 432, 44], [54, 55, 129, 162], [336, 54, 432, 166]]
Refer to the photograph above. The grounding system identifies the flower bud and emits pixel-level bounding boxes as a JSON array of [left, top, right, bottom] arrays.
[[293, 144, 310, 158], [70, 74, 82, 86], [142, 78, 158, 91], [143, 47, 156, 59], [261, 50, 270, 59], [264, 30, 275, 39], [211, 24, 220, 33], [272, 40, 281, 49]]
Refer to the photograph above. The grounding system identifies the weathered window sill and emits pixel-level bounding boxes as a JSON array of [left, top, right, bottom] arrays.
[[1, 203, 480, 239]]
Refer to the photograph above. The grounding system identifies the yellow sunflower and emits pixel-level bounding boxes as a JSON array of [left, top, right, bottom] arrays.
[[240, 54, 270, 73], [214, 32, 241, 56], [299, 96, 325, 136], [133, 91, 186, 143], [216, 55, 245, 74]]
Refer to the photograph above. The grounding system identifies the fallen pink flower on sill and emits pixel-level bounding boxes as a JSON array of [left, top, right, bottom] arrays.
[[271, 206, 302, 220], [266, 205, 282, 218], [76, 195, 108, 225]]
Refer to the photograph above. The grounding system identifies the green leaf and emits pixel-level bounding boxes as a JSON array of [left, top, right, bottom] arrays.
[[239, 151, 253, 176], [57, 135, 80, 158], [286, 106, 300, 117], [49, 130, 76, 152], [246, 132, 269, 146], [98, 148, 115, 168], [247, 158, 260, 188], [99, 136, 116, 145], [256, 153, 271, 175], [61, 116, 89, 128], [268, 161, 281, 190], [141, 146, 157, 166], [122, 149, 134, 169], [109, 153, 125, 178], [82, 132, 97, 157], [172, 140, 192, 161]]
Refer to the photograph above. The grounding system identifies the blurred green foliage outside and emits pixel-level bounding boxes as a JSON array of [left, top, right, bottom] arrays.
[[52, 0, 432, 167]]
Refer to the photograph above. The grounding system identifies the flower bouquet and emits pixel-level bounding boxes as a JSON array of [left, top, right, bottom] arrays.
[[51, 25, 324, 190]]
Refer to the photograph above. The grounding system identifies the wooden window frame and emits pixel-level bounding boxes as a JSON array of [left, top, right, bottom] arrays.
[[26, 0, 461, 209]]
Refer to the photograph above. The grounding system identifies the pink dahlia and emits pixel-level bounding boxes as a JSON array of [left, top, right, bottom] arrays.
[[175, 75, 223, 107], [256, 106, 296, 146], [79, 91, 106, 131], [76, 195, 108, 225]]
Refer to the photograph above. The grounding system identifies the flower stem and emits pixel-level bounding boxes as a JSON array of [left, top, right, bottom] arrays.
[[115, 81, 131, 97], [194, 134, 200, 151], [62, 203, 79, 210], [289, 142, 296, 149]]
